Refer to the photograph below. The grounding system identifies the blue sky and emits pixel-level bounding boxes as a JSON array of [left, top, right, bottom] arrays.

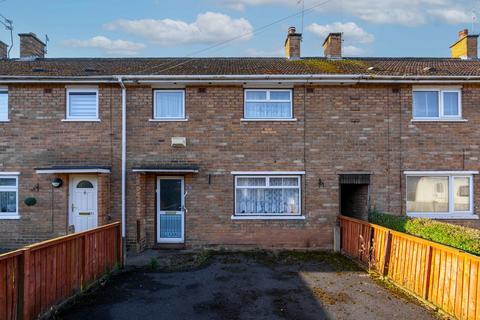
[[0, 0, 478, 58]]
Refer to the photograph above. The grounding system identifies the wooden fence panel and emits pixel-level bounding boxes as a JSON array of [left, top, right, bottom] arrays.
[[0, 222, 121, 320], [0, 250, 22, 320], [387, 233, 430, 298], [339, 215, 480, 320]]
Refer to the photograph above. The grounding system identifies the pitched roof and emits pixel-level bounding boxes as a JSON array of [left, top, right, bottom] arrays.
[[1, 57, 480, 78]]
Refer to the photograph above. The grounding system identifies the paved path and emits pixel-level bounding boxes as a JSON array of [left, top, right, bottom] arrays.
[[59, 252, 439, 320]]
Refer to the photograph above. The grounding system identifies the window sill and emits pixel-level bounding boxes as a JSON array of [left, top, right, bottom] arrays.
[[241, 118, 297, 122], [0, 215, 20, 220], [231, 215, 305, 220], [411, 119, 467, 123], [149, 118, 188, 122], [407, 213, 479, 220], [0, 119, 10, 122], [62, 119, 101, 122]]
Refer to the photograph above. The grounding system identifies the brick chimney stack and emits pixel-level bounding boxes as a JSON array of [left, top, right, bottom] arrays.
[[19, 33, 46, 59], [0, 41, 8, 59], [284, 26, 302, 60], [323, 33, 342, 59], [450, 29, 478, 59]]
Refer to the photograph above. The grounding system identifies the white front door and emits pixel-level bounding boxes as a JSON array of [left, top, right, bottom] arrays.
[[69, 175, 98, 233], [157, 177, 185, 243]]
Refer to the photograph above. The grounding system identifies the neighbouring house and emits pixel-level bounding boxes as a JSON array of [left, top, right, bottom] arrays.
[[1, 28, 480, 252]]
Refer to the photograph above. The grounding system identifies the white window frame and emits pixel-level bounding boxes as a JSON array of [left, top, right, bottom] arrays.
[[405, 171, 477, 219], [153, 90, 186, 121], [412, 88, 462, 121], [0, 87, 8, 122], [65, 87, 99, 121], [234, 175, 302, 217], [0, 175, 19, 219], [243, 89, 293, 120]]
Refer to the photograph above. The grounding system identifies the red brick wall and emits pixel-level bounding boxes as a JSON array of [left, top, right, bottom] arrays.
[[0, 84, 121, 249], [2, 82, 480, 250], [128, 84, 480, 250]]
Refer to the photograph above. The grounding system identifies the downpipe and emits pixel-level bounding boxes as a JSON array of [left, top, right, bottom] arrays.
[[117, 76, 127, 266]]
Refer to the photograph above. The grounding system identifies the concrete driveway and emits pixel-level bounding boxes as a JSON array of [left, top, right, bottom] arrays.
[[58, 251, 440, 320]]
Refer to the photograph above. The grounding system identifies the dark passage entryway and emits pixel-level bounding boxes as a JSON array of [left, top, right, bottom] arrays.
[[339, 174, 370, 221]]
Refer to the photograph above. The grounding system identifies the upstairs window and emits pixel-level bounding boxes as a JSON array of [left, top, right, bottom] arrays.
[[244, 89, 293, 119], [0, 176, 18, 217], [153, 90, 185, 120], [66, 88, 99, 120], [0, 89, 8, 121], [413, 89, 461, 120]]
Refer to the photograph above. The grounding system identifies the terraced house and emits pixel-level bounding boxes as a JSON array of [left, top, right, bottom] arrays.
[[1, 28, 480, 252]]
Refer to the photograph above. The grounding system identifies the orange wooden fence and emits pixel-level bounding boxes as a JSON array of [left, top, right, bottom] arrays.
[[339, 215, 480, 320], [0, 222, 122, 320]]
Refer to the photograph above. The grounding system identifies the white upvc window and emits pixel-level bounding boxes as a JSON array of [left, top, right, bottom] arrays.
[[153, 90, 185, 120], [234, 175, 301, 216], [244, 89, 293, 119], [66, 87, 99, 120], [412, 88, 462, 120], [405, 171, 476, 219], [0, 88, 8, 121], [0, 176, 19, 218]]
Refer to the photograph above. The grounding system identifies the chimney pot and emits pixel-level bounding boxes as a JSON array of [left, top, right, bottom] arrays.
[[459, 29, 469, 39], [284, 26, 302, 60], [19, 32, 46, 59], [323, 33, 342, 59], [450, 29, 478, 59]]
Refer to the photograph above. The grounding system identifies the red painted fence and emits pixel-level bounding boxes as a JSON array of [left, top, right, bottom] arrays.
[[339, 215, 480, 320], [0, 222, 122, 320]]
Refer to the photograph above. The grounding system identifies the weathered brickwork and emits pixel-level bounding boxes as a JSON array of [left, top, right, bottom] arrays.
[[1, 82, 479, 250], [127, 84, 480, 250], [0, 84, 122, 249]]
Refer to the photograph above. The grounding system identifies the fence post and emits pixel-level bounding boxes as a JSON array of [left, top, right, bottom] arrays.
[[382, 231, 392, 277], [423, 245, 433, 300], [20, 248, 31, 320], [333, 221, 341, 252], [81, 233, 86, 290]]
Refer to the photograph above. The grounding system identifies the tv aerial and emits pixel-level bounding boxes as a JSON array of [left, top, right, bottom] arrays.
[[0, 13, 13, 58]]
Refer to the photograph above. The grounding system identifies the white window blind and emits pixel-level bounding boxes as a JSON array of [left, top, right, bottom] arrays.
[[154, 90, 185, 119], [0, 90, 8, 121], [67, 89, 98, 119]]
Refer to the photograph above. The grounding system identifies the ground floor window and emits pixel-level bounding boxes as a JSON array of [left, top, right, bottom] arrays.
[[0, 176, 18, 217], [235, 176, 301, 215], [406, 173, 473, 216]]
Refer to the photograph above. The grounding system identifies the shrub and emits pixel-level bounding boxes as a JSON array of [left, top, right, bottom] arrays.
[[368, 210, 408, 232], [368, 212, 480, 256]]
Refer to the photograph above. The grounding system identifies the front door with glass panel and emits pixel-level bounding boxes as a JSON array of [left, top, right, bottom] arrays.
[[69, 175, 98, 233], [157, 177, 185, 243]]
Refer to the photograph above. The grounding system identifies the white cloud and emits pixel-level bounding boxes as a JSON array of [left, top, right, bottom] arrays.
[[306, 22, 372, 56], [428, 8, 473, 24], [104, 12, 253, 46], [64, 36, 145, 55], [217, 0, 473, 26], [343, 45, 365, 56], [307, 22, 374, 44]]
